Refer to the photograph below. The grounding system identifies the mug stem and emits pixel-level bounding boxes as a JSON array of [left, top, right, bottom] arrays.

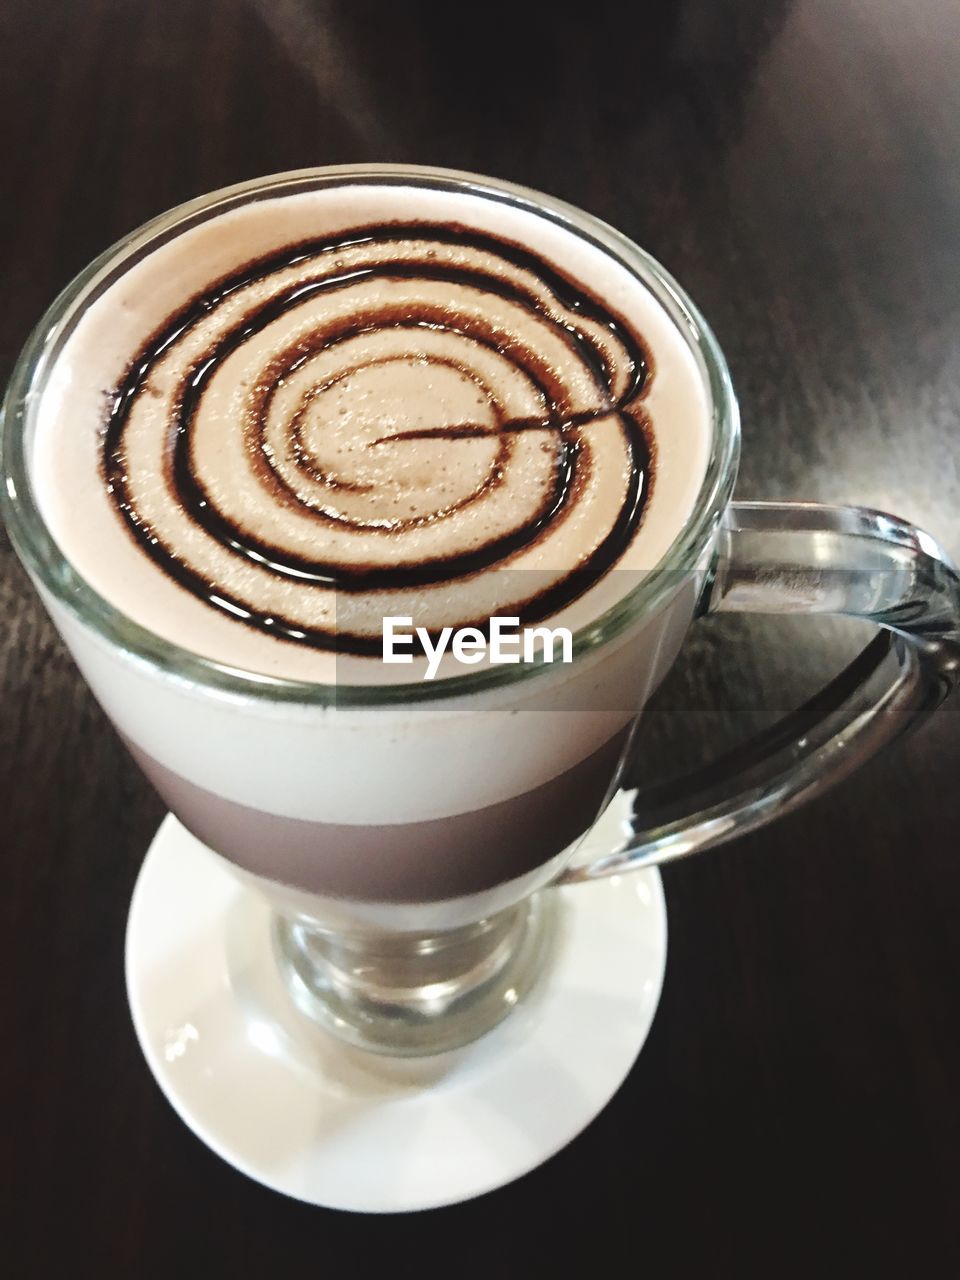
[[272, 892, 559, 1056]]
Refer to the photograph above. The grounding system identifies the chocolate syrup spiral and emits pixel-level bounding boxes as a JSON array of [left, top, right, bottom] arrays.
[[103, 224, 654, 655]]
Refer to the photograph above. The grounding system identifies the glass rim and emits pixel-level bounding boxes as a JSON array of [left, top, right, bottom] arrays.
[[0, 163, 740, 706]]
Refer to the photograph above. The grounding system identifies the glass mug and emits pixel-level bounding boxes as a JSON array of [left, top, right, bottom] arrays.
[[3, 166, 959, 1057]]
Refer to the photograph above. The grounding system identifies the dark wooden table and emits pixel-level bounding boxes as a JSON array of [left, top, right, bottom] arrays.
[[3, 1, 958, 1274]]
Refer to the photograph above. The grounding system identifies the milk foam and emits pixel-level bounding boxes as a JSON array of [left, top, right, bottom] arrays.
[[31, 178, 712, 683]]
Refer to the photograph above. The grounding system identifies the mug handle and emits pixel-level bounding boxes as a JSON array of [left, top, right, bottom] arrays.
[[560, 501, 960, 883]]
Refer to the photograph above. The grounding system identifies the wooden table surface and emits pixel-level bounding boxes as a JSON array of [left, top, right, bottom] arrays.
[[2, 1, 958, 1274]]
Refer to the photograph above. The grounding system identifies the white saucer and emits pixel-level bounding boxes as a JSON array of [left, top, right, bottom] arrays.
[[125, 795, 667, 1213]]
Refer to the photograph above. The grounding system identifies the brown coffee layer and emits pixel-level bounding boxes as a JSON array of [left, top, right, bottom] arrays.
[[126, 729, 628, 902]]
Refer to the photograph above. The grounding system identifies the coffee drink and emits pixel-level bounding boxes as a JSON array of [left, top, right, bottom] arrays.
[[26, 172, 712, 909]]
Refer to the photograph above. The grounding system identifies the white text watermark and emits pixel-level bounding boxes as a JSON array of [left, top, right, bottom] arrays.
[[382, 616, 574, 681]]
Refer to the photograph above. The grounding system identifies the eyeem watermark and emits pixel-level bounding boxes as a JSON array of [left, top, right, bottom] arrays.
[[383, 616, 573, 681]]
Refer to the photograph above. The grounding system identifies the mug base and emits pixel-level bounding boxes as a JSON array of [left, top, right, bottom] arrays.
[[124, 798, 667, 1213]]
